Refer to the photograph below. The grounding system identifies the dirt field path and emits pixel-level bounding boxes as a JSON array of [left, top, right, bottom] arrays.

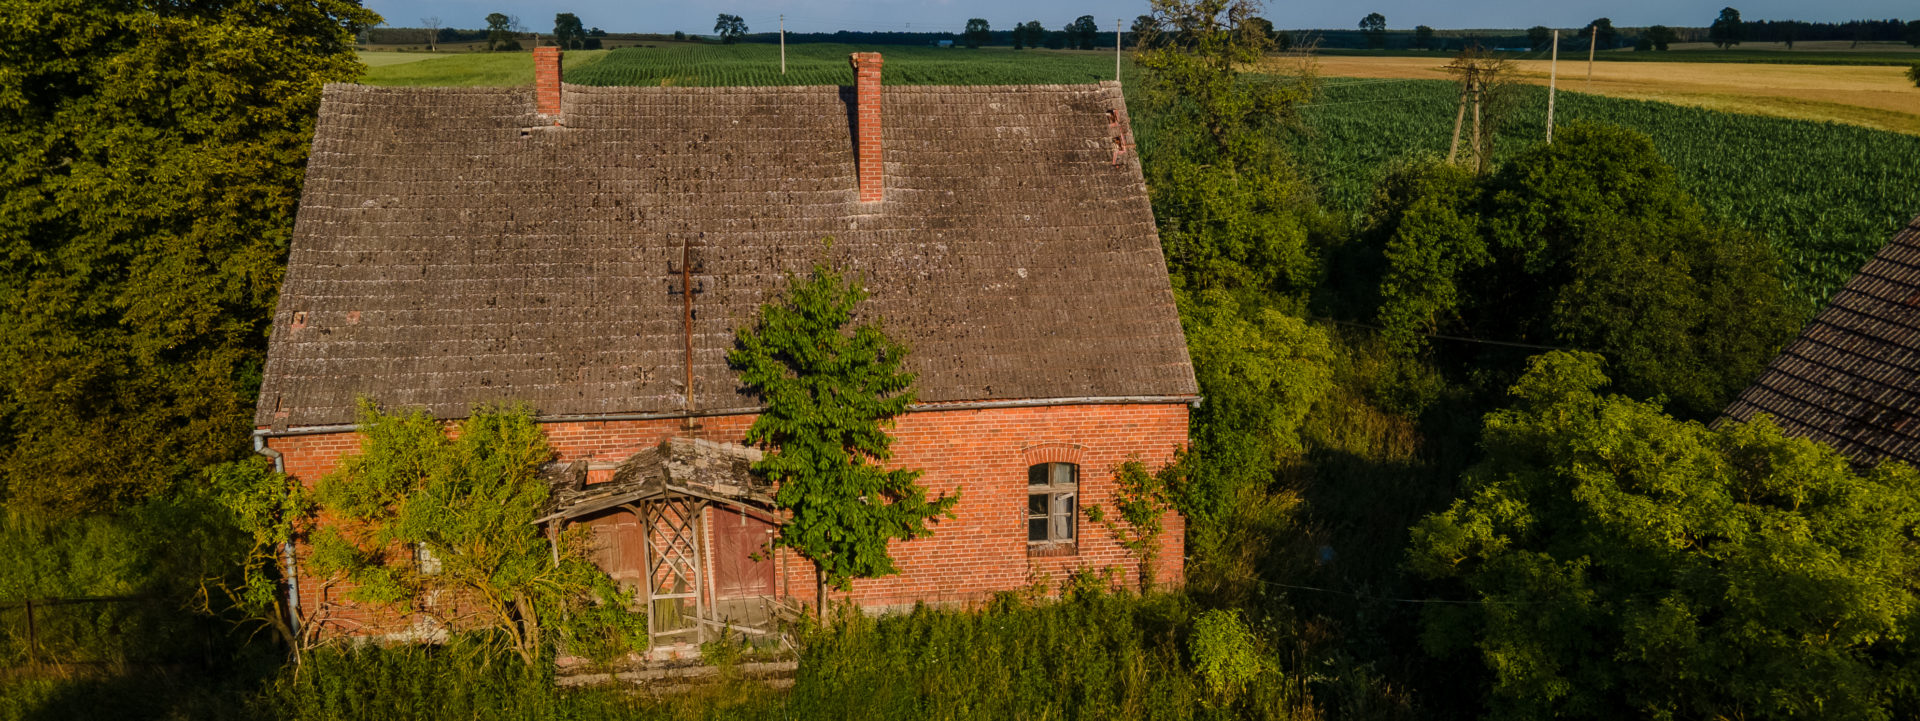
[[1290, 56, 1920, 136]]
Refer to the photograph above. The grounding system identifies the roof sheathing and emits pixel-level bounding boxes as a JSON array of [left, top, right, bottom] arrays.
[[257, 81, 1195, 429]]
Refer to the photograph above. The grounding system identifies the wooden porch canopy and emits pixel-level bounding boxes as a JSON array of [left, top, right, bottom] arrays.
[[537, 438, 783, 647]]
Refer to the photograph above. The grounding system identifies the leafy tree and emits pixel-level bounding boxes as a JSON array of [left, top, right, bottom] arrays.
[[1410, 351, 1920, 720], [1359, 12, 1387, 49], [1907, 19, 1920, 47], [1709, 7, 1744, 48], [713, 13, 747, 44], [200, 459, 310, 657], [0, 0, 377, 515], [1526, 25, 1550, 51], [1365, 123, 1797, 419], [1909, 62, 1920, 87], [673, 30, 686, 41], [552, 12, 585, 50], [1782, 20, 1799, 48], [728, 263, 957, 613], [308, 403, 644, 665], [1645, 24, 1677, 51], [1131, 15, 1160, 48], [964, 18, 990, 49], [1584, 17, 1616, 49], [1178, 290, 1333, 540], [1018, 20, 1048, 50], [1135, 0, 1320, 294], [1070, 15, 1101, 50], [485, 12, 512, 50], [1415, 24, 1436, 50], [1243, 17, 1274, 44]]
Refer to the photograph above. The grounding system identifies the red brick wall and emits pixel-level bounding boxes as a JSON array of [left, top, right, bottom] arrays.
[[268, 402, 1188, 637]]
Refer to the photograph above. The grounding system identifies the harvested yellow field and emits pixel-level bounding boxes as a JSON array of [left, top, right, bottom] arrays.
[[1286, 56, 1920, 136]]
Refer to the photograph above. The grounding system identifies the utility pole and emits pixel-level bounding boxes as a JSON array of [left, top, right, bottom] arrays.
[[1586, 24, 1597, 88], [780, 15, 786, 74], [1447, 67, 1470, 164], [1115, 18, 1122, 82], [1547, 29, 1559, 143]]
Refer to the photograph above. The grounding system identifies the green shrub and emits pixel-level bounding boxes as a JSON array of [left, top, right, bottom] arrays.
[[1189, 609, 1267, 703]]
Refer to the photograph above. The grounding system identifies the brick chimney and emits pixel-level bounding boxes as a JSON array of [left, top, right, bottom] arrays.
[[534, 47, 563, 120], [849, 52, 883, 203]]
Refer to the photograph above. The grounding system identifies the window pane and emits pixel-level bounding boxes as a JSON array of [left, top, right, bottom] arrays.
[[1052, 463, 1076, 487], [1028, 464, 1048, 488], [1029, 517, 1049, 542], [1053, 493, 1077, 540], [1029, 493, 1049, 515]]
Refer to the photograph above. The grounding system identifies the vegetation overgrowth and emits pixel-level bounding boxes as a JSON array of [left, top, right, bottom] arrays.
[[1291, 77, 1920, 307]]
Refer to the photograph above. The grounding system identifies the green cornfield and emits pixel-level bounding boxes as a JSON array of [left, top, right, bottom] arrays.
[[1289, 78, 1920, 307], [566, 43, 1124, 87]]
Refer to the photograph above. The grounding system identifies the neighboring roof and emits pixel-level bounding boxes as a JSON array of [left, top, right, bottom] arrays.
[[257, 81, 1196, 429], [1723, 216, 1920, 467]]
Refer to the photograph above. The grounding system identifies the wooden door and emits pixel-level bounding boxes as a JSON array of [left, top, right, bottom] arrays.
[[710, 506, 776, 598]]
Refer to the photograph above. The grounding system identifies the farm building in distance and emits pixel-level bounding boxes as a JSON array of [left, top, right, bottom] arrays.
[[1724, 215, 1920, 464], [254, 49, 1196, 650]]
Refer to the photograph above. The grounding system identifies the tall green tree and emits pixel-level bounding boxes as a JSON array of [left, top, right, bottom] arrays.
[[552, 12, 585, 50], [485, 12, 513, 51], [1070, 15, 1102, 50], [1364, 122, 1796, 419], [308, 403, 644, 665], [1359, 12, 1387, 49], [1410, 351, 1920, 720], [1584, 17, 1616, 48], [0, 0, 378, 514], [1709, 7, 1744, 48], [728, 263, 957, 613], [713, 13, 747, 44], [1135, 0, 1319, 295], [1526, 25, 1550, 51], [1415, 24, 1437, 50], [964, 18, 991, 49], [1645, 25, 1677, 51]]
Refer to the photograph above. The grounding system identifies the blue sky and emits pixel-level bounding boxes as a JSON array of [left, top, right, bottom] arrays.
[[368, 1, 1915, 35]]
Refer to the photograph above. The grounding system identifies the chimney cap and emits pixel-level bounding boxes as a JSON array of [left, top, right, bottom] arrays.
[[849, 52, 883, 69]]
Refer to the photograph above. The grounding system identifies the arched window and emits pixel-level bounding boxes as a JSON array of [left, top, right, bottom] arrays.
[[1027, 462, 1078, 548]]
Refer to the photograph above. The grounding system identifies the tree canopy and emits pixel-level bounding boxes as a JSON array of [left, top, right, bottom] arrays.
[[1359, 12, 1387, 49], [552, 13, 586, 50], [1709, 7, 1745, 48], [1362, 122, 1797, 419], [728, 262, 956, 602], [0, 0, 377, 514], [964, 18, 990, 49], [714, 13, 747, 44], [308, 403, 644, 665], [1410, 351, 1920, 720], [1069, 15, 1102, 50]]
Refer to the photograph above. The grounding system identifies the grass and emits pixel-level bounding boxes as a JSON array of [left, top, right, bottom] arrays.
[[358, 44, 1122, 88], [1296, 55, 1920, 136], [1315, 41, 1920, 66], [359, 50, 609, 87], [0, 591, 1329, 721]]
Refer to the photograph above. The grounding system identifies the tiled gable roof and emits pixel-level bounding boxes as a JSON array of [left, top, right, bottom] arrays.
[[256, 81, 1196, 428], [1723, 216, 1920, 465]]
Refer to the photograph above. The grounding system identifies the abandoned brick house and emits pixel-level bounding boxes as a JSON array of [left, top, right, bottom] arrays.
[[1723, 215, 1920, 465], [252, 49, 1198, 645]]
